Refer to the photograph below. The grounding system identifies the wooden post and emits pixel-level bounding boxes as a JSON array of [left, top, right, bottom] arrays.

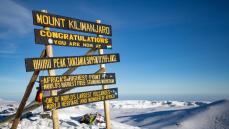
[[11, 50, 46, 129], [96, 20, 112, 129], [42, 10, 59, 129]]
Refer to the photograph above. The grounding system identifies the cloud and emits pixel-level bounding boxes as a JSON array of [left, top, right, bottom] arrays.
[[0, 0, 32, 38], [0, 42, 17, 54], [0, 0, 31, 57], [0, 41, 21, 58]]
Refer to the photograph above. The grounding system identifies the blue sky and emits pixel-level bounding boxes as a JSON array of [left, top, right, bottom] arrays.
[[0, 0, 229, 101]]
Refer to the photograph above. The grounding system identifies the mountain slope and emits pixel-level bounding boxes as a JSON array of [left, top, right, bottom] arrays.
[[112, 100, 229, 129]]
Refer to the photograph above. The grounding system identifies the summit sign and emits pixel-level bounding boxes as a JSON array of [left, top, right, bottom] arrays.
[[32, 11, 112, 36], [9, 10, 119, 129], [34, 29, 112, 49]]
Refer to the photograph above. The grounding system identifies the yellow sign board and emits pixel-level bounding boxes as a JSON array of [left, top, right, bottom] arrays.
[[25, 54, 120, 72], [34, 29, 112, 49], [33, 11, 112, 36], [43, 88, 118, 111], [40, 73, 116, 90]]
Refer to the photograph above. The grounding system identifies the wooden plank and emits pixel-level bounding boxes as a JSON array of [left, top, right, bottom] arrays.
[[10, 50, 46, 129], [25, 53, 120, 72], [34, 29, 112, 49], [32, 10, 112, 36], [43, 88, 118, 111], [40, 73, 116, 91]]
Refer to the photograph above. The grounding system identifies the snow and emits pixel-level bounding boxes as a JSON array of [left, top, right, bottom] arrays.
[[163, 100, 229, 129], [0, 99, 228, 129], [109, 100, 229, 129]]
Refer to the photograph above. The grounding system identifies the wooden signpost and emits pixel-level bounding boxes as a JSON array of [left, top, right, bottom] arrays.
[[12, 10, 119, 129]]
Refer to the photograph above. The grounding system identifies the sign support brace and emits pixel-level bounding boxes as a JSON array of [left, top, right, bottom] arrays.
[[10, 49, 46, 129]]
